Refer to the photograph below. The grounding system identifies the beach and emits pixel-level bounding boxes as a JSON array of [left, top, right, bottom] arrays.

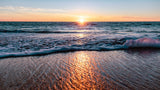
[[1, 0, 160, 89], [0, 50, 160, 89], [0, 22, 160, 89]]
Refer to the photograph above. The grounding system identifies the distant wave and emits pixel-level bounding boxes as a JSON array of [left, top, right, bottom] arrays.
[[0, 29, 80, 33], [136, 31, 160, 33], [0, 29, 101, 33], [1, 29, 160, 34]]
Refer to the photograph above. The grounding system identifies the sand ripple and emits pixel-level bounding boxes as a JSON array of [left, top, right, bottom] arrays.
[[0, 50, 160, 89]]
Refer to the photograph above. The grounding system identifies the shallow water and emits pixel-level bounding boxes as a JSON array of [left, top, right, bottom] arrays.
[[0, 50, 160, 89]]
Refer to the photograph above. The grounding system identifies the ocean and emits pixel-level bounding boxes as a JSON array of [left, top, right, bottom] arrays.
[[0, 22, 160, 58], [0, 22, 160, 89]]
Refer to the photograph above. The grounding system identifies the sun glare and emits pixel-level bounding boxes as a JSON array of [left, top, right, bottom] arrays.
[[77, 16, 86, 25], [79, 18, 84, 23]]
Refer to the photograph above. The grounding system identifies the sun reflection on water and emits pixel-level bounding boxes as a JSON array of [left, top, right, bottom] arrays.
[[65, 52, 97, 89], [76, 33, 84, 38]]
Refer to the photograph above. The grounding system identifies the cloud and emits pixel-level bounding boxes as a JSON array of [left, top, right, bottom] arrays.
[[0, 6, 159, 21], [0, 6, 67, 13], [0, 6, 81, 21], [120, 16, 155, 20]]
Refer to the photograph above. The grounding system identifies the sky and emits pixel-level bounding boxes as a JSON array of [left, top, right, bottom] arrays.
[[0, 0, 160, 22]]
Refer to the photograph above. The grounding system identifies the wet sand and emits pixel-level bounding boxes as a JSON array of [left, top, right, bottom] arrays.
[[0, 50, 160, 90]]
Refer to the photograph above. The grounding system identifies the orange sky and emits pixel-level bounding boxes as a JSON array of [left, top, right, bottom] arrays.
[[0, 8, 159, 22], [0, 0, 160, 22]]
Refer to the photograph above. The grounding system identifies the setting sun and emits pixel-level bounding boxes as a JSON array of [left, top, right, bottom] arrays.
[[77, 16, 87, 25], [78, 18, 85, 23]]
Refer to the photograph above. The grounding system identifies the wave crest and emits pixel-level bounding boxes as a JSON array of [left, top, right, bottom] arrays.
[[0, 37, 160, 59], [124, 38, 160, 48]]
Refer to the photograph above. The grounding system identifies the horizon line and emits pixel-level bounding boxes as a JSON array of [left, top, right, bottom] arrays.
[[0, 21, 160, 22]]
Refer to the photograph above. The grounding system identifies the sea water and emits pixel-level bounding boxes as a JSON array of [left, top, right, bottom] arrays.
[[0, 22, 160, 58]]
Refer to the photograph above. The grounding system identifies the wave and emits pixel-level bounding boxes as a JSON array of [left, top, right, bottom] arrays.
[[1, 28, 160, 34], [0, 38, 160, 59], [136, 31, 160, 33], [123, 38, 160, 48], [0, 45, 126, 59], [0, 29, 81, 33], [0, 29, 102, 34]]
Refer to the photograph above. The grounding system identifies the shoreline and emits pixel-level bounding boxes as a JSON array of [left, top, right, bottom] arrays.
[[1, 48, 160, 59]]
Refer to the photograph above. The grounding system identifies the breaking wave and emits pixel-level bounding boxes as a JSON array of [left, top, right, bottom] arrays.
[[0, 37, 160, 58]]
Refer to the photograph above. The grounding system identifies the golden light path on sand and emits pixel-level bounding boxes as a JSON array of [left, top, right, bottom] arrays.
[[0, 50, 160, 89]]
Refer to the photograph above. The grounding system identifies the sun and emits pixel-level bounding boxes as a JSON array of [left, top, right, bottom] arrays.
[[78, 18, 85, 23], [77, 16, 86, 25]]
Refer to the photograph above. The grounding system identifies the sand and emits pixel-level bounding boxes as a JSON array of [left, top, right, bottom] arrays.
[[0, 50, 160, 90]]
